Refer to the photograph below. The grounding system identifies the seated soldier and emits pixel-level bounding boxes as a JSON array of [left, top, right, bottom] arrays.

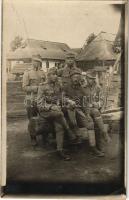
[[85, 71, 111, 154], [62, 68, 105, 157], [36, 69, 76, 161]]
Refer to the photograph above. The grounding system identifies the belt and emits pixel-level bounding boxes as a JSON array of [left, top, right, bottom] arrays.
[[26, 92, 37, 95]]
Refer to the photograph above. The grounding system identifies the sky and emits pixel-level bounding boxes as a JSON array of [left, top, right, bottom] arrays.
[[3, 0, 121, 50]]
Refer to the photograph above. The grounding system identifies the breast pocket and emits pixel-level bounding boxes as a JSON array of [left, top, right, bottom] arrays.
[[29, 79, 39, 86]]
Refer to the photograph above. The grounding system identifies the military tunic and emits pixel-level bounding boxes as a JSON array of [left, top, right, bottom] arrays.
[[58, 65, 81, 86], [22, 68, 46, 119], [63, 83, 94, 130], [60, 65, 79, 77]]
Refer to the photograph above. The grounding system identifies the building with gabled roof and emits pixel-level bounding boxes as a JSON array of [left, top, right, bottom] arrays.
[[7, 39, 74, 74], [76, 31, 117, 71]]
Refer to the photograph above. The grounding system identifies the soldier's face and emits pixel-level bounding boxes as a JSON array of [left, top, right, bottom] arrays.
[[45, 91, 53, 102], [48, 74, 57, 82], [71, 74, 81, 85], [66, 58, 75, 67], [32, 61, 41, 70], [87, 77, 94, 85]]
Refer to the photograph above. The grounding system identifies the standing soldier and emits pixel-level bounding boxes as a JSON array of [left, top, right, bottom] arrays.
[[58, 52, 81, 84], [85, 71, 111, 154], [62, 68, 105, 157], [22, 55, 46, 146], [37, 69, 74, 161]]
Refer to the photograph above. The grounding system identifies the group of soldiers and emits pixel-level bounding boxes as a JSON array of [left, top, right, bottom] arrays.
[[22, 53, 110, 161]]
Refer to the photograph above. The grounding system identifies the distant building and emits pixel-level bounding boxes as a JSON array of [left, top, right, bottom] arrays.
[[76, 31, 117, 71], [7, 39, 74, 75]]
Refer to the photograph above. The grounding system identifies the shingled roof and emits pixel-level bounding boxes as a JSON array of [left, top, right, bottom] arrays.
[[77, 32, 117, 61], [7, 39, 73, 60]]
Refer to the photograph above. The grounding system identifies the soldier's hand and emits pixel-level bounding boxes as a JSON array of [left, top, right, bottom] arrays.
[[89, 103, 93, 108], [51, 105, 61, 111], [40, 105, 51, 111], [93, 102, 99, 108], [67, 99, 76, 107]]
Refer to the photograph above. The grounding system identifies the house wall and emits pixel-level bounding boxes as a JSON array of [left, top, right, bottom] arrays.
[[42, 60, 63, 72], [8, 59, 61, 74], [10, 60, 24, 71], [42, 60, 56, 72], [8, 59, 64, 76]]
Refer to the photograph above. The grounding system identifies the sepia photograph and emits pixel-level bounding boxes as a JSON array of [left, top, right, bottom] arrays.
[[1, 0, 127, 196]]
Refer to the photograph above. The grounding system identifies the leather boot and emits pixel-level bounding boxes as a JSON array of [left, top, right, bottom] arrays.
[[90, 146, 105, 157], [88, 130, 96, 147], [57, 150, 71, 161], [95, 117, 110, 142], [67, 128, 76, 140], [31, 136, 38, 146]]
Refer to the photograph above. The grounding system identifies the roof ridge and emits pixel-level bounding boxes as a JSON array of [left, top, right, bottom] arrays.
[[26, 38, 68, 45], [99, 31, 116, 36], [89, 39, 114, 43]]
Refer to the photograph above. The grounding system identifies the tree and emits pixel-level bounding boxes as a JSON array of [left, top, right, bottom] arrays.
[[10, 36, 23, 51], [86, 33, 96, 45], [82, 33, 96, 49]]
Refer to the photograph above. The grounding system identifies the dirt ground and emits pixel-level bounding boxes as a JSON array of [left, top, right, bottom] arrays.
[[6, 117, 123, 186]]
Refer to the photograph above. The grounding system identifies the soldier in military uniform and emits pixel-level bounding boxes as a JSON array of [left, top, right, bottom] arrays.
[[57, 52, 81, 85], [62, 68, 105, 157], [85, 71, 111, 154], [81, 71, 87, 88], [22, 55, 46, 146], [37, 69, 75, 161]]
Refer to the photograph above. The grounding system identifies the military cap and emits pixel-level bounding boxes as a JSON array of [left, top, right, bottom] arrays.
[[70, 68, 82, 77], [32, 54, 42, 63], [65, 52, 76, 59], [86, 71, 97, 79]]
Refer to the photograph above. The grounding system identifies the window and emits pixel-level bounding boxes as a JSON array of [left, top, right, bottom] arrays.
[[46, 60, 49, 68]]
